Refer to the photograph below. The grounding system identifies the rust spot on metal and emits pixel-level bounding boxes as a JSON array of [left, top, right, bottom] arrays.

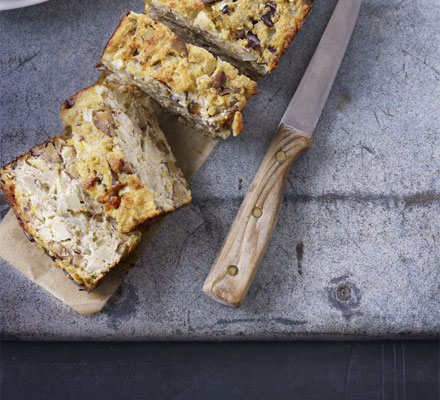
[[296, 242, 303, 276], [338, 90, 352, 111], [327, 275, 362, 321], [404, 191, 438, 207], [336, 283, 352, 302]]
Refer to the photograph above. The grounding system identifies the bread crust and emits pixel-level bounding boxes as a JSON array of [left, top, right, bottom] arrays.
[[60, 83, 192, 233], [145, 0, 313, 78], [99, 12, 257, 139], [0, 135, 141, 290]]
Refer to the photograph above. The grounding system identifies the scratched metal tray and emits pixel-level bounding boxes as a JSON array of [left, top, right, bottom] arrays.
[[1, 0, 440, 340]]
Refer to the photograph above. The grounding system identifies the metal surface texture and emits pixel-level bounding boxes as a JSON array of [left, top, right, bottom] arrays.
[[2, 341, 439, 399], [281, 0, 363, 134], [1, 0, 440, 340]]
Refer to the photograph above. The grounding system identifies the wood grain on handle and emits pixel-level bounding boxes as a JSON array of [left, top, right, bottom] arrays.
[[203, 125, 312, 306]]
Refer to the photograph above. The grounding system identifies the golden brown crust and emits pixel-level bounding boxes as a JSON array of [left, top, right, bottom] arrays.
[[269, 1, 312, 72], [0, 136, 142, 290], [1, 139, 54, 242], [145, 0, 313, 76], [99, 12, 257, 139], [96, 11, 131, 70], [1, 176, 31, 239], [60, 83, 192, 233]]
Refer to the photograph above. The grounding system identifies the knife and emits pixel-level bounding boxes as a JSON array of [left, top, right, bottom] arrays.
[[203, 0, 363, 306]]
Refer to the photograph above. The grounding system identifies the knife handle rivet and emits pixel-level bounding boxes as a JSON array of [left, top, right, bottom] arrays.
[[252, 207, 263, 218], [227, 265, 239, 276], [276, 151, 287, 162]]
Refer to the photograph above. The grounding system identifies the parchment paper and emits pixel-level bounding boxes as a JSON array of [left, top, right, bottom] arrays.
[[0, 111, 218, 315]]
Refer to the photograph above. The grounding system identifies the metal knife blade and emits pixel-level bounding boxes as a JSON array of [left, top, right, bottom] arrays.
[[203, 0, 363, 307], [281, 0, 363, 135]]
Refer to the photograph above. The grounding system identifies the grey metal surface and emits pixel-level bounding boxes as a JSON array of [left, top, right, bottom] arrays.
[[282, 0, 362, 134], [1, 0, 439, 340]]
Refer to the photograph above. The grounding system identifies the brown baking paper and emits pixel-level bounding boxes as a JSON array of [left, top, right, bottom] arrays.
[[0, 113, 218, 315]]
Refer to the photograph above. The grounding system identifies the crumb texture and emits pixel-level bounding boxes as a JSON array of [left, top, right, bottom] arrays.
[[60, 83, 191, 233], [100, 12, 257, 138], [0, 136, 141, 289], [146, 0, 312, 75]]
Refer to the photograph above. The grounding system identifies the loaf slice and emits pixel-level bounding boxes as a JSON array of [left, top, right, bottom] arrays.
[[60, 83, 191, 233], [145, 0, 313, 79], [0, 135, 141, 290], [98, 12, 257, 139]]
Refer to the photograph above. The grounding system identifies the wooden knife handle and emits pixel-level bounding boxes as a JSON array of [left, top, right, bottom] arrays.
[[203, 125, 312, 306]]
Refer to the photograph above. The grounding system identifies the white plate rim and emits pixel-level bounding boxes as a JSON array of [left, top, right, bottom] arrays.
[[0, 0, 49, 11]]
